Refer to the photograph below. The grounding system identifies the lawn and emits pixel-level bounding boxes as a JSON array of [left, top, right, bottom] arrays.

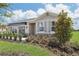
[[71, 31, 79, 45], [0, 40, 53, 56], [0, 31, 79, 56]]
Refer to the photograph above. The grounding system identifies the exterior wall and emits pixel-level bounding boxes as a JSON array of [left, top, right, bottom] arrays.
[[35, 15, 56, 34], [8, 23, 29, 34], [8, 12, 57, 35]]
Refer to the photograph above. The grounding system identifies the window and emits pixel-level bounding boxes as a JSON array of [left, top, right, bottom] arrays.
[[25, 22, 27, 25], [51, 21, 55, 31], [19, 26, 25, 35], [39, 27, 44, 31], [10, 27, 12, 30], [12, 29, 17, 33], [38, 22, 44, 31], [51, 27, 55, 31], [52, 21, 55, 25]]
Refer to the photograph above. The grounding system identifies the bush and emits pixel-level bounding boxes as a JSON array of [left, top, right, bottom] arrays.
[[55, 10, 72, 46], [1, 32, 5, 39], [26, 35, 49, 47], [13, 33, 17, 41], [0, 33, 2, 38], [60, 45, 74, 54], [26, 35, 61, 47], [48, 37, 59, 48]]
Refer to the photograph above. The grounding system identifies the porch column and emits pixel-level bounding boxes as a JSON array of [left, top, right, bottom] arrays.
[[48, 21, 51, 34], [36, 22, 39, 34], [17, 26, 19, 34], [25, 25, 26, 34]]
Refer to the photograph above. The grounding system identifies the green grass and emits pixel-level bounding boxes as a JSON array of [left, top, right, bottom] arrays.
[[71, 31, 79, 45], [0, 31, 79, 56], [0, 40, 53, 56]]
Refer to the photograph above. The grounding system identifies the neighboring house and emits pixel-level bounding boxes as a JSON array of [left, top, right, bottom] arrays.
[[0, 28, 7, 33], [0, 24, 7, 33], [8, 12, 57, 35]]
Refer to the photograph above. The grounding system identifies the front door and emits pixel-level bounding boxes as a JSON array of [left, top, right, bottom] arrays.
[[29, 23, 35, 35]]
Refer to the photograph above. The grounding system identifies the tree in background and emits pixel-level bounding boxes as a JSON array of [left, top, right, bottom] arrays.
[[0, 3, 9, 16], [0, 3, 13, 17], [0, 3, 11, 31], [0, 3, 9, 8], [55, 10, 72, 46]]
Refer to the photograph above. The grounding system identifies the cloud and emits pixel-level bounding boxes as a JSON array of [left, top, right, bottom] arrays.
[[12, 9, 37, 20], [56, 4, 69, 12], [44, 4, 68, 13], [76, 3, 79, 6], [9, 10, 25, 22], [45, 4, 74, 18], [4, 9, 37, 23], [37, 8, 46, 15], [45, 4, 56, 13], [72, 20, 79, 30], [24, 10, 37, 19], [73, 8, 79, 18]]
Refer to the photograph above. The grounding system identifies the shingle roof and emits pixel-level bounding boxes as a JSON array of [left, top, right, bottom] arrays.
[[7, 11, 57, 26]]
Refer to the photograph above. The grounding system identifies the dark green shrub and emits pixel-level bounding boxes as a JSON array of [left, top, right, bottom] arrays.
[[18, 34, 22, 42], [0, 33, 2, 38], [9, 32, 14, 40], [2, 32, 5, 39], [55, 10, 72, 46], [48, 37, 59, 48], [5, 32, 10, 40], [13, 33, 17, 41]]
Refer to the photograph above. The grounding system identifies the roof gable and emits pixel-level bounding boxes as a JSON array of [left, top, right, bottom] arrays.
[[37, 11, 58, 20], [8, 11, 58, 25]]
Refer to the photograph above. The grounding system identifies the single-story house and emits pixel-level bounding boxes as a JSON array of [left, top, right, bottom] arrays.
[[8, 12, 57, 35], [0, 24, 7, 33]]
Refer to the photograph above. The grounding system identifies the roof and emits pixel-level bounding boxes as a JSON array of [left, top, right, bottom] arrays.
[[7, 18, 36, 26], [7, 11, 58, 25], [37, 11, 58, 20], [38, 11, 57, 18]]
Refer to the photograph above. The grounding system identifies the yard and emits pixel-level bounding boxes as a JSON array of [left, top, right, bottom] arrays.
[[0, 40, 53, 56], [71, 31, 79, 46], [0, 31, 79, 56]]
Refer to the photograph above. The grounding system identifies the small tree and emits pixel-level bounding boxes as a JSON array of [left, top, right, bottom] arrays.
[[55, 10, 72, 46]]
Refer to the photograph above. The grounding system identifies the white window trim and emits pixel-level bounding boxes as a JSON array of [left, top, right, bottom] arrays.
[[38, 22, 45, 32], [51, 21, 55, 31]]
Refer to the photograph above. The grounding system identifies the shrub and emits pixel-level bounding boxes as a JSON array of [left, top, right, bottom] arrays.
[[48, 37, 59, 48], [2, 32, 5, 39], [13, 33, 17, 41], [18, 33, 23, 41], [0, 33, 2, 38], [55, 10, 72, 46], [26, 35, 60, 47]]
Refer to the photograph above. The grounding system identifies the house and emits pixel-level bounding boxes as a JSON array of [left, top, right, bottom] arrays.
[[0, 24, 7, 33], [8, 12, 57, 35]]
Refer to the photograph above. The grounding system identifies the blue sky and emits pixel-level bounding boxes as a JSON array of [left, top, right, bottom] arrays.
[[10, 3, 45, 11], [1, 3, 79, 30], [9, 3, 77, 12]]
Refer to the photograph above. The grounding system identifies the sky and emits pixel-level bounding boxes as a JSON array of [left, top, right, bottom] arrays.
[[1, 3, 79, 30]]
